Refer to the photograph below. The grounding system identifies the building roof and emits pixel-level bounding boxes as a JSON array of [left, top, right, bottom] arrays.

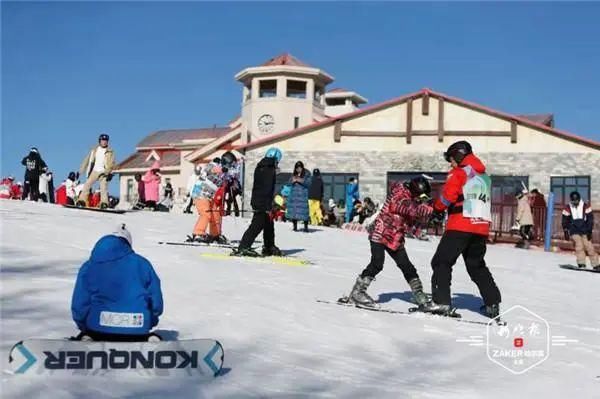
[[138, 127, 231, 148], [237, 88, 600, 151], [261, 53, 311, 68], [327, 88, 350, 93], [517, 114, 554, 127], [116, 150, 181, 171]]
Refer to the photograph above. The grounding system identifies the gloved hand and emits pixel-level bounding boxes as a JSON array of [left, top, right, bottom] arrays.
[[563, 229, 570, 241], [429, 210, 445, 225], [105, 173, 113, 182]]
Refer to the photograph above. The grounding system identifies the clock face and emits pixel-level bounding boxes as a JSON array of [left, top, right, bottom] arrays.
[[257, 114, 275, 134]]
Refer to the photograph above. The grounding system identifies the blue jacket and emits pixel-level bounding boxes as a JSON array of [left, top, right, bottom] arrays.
[[71, 236, 163, 335], [286, 172, 312, 221], [345, 183, 360, 222]]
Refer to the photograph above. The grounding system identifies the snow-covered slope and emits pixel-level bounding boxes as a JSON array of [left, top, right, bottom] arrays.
[[1, 200, 599, 398]]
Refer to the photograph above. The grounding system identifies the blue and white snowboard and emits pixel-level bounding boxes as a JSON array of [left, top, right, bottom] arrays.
[[7, 339, 224, 378]]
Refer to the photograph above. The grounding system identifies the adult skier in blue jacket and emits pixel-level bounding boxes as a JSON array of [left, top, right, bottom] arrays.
[[345, 178, 360, 223], [71, 224, 163, 341]]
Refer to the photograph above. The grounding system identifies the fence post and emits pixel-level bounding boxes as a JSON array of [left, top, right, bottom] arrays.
[[544, 192, 555, 252]]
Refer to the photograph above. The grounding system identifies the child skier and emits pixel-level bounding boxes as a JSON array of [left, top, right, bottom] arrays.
[[344, 176, 433, 308], [71, 224, 163, 341]]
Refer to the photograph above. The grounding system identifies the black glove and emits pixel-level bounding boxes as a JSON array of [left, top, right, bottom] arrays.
[[563, 229, 570, 241], [429, 210, 445, 226], [106, 173, 113, 182]]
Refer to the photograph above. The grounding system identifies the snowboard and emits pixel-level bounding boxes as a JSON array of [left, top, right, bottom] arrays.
[[202, 252, 311, 267], [62, 204, 127, 214], [317, 299, 502, 326], [158, 241, 241, 250], [7, 338, 224, 378], [559, 264, 600, 273]]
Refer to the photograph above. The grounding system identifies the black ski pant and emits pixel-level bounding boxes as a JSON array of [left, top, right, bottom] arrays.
[[431, 230, 501, 306], [22, 176, 40, 201], [184, 196, 194, 213], [361, 241, 419, 283], [238, 211, 274, 250], [226, 195, 240, 217], [519, 225, 533, 241]]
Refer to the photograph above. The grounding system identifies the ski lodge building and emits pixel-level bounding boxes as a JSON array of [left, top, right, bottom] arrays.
[[115, 53, 600, 234]]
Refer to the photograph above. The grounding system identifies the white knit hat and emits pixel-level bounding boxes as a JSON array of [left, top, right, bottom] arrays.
[[112, 223, 132, 247]]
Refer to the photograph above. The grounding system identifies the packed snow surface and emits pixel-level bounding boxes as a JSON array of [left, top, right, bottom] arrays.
[[1, 200, 599, 398]]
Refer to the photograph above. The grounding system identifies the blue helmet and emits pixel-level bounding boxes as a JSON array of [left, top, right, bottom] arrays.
[[265, 147, 283, 163]]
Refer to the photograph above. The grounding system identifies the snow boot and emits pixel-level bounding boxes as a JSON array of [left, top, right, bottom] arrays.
[[349, 275, 377, 307], [194, 234, 212, 244], [593, 265, 600, 272], [262, 245, 283, 257], [100, 202, 109, 210], [408, 278, 428, 306], [75, 200, 86, 208], [418, 302, 455, 316], [213, 235, 229, 245], [577, 264, 587, 269], [480, 303, 501, 319], [231, 247, 261, 257]]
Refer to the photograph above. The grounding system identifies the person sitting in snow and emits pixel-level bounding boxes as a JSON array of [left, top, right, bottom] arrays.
[[71, 224, 163, 341]]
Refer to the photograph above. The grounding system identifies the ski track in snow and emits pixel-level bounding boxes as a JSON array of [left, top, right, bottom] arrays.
[[1, 200, 599, 398]]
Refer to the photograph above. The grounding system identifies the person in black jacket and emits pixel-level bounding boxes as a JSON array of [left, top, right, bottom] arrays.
[[21, 147, 47, 201], [308, 168, 324, 225], [234, 148, 283, 257]]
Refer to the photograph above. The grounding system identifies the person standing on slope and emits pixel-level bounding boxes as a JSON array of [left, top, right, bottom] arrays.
[[421, 141, 502, 318], [71, 224, 163, 341], [345, 177, 360, 223], [233, 147, 283, 257], [515, 188, 534, 249], [78, 133, 114, 209], [142, 161, 161, 211], [562, 191, 599, 270], [286, 161, 312, 232], [344, 176, 433, 308], [21, 147, 47, 201], [308, 168, 324, 225]]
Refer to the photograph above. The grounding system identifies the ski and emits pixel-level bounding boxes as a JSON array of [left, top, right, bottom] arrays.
[[158, 241, 239, 250], [559, 264, 600, 273], [7, 338, 224, 378], [62, 204, 127, 214], [408, 306, 507, 326], [202, 252, 311, 266], [317, 299, 502, 326]]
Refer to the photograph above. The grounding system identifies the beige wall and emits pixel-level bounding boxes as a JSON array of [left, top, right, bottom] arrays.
[[257, 99, 596, 154]]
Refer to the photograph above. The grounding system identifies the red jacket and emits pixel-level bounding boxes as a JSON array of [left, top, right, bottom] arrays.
[[370, 182, 433, 251], [434, 154, 490, 236], [55, 184, 68, 205]]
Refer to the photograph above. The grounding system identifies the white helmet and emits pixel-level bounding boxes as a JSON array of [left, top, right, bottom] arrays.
[[194, 164, 203, 176]]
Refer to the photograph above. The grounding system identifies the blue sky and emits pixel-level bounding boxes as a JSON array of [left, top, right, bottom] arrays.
[[2, 2, 599, 190]]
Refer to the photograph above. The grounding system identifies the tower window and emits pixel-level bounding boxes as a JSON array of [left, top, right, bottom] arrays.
[[326, 98, 346, 106], [287, 80, 307, 99], [294, 117, 300, 129], [259, 80, 277, 98]]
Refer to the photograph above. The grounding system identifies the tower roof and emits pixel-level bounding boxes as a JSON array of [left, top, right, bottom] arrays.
[[261, 53, 312, 68]]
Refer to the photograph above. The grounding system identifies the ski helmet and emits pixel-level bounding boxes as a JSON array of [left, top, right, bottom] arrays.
[[265, 147, 283, 163], [111, 223, 132, 247], [221, 151, 237, 168], [194, 164, 203, 176], [569, 191, 581, 203], [68, 172, 77, 181], [98, 133, 110, 142], [406, 176, 432, 200], [444, 140, 472, 163]]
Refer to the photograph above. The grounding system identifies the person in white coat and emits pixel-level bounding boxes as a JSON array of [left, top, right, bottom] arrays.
[[38, 168, 53, 203], [184, 167, 201, 214]]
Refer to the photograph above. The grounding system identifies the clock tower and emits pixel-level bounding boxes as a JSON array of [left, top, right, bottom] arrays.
[[235, 53, 334, 144]]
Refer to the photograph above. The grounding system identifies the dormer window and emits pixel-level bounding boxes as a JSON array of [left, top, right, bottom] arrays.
[[287, 80, 307, 99], [259, 80, 277, 98]]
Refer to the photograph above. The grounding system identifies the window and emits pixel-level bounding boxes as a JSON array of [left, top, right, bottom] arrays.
[[321, 173, 359, 207], [126, 178, 134, 203], [326, 98, 346, 106], [294, 117, 300, 129], [490, 176, 529, 205], [259, 80, 277, 98], [550, 176, 590, 206], [286, 80, 307, 99]]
